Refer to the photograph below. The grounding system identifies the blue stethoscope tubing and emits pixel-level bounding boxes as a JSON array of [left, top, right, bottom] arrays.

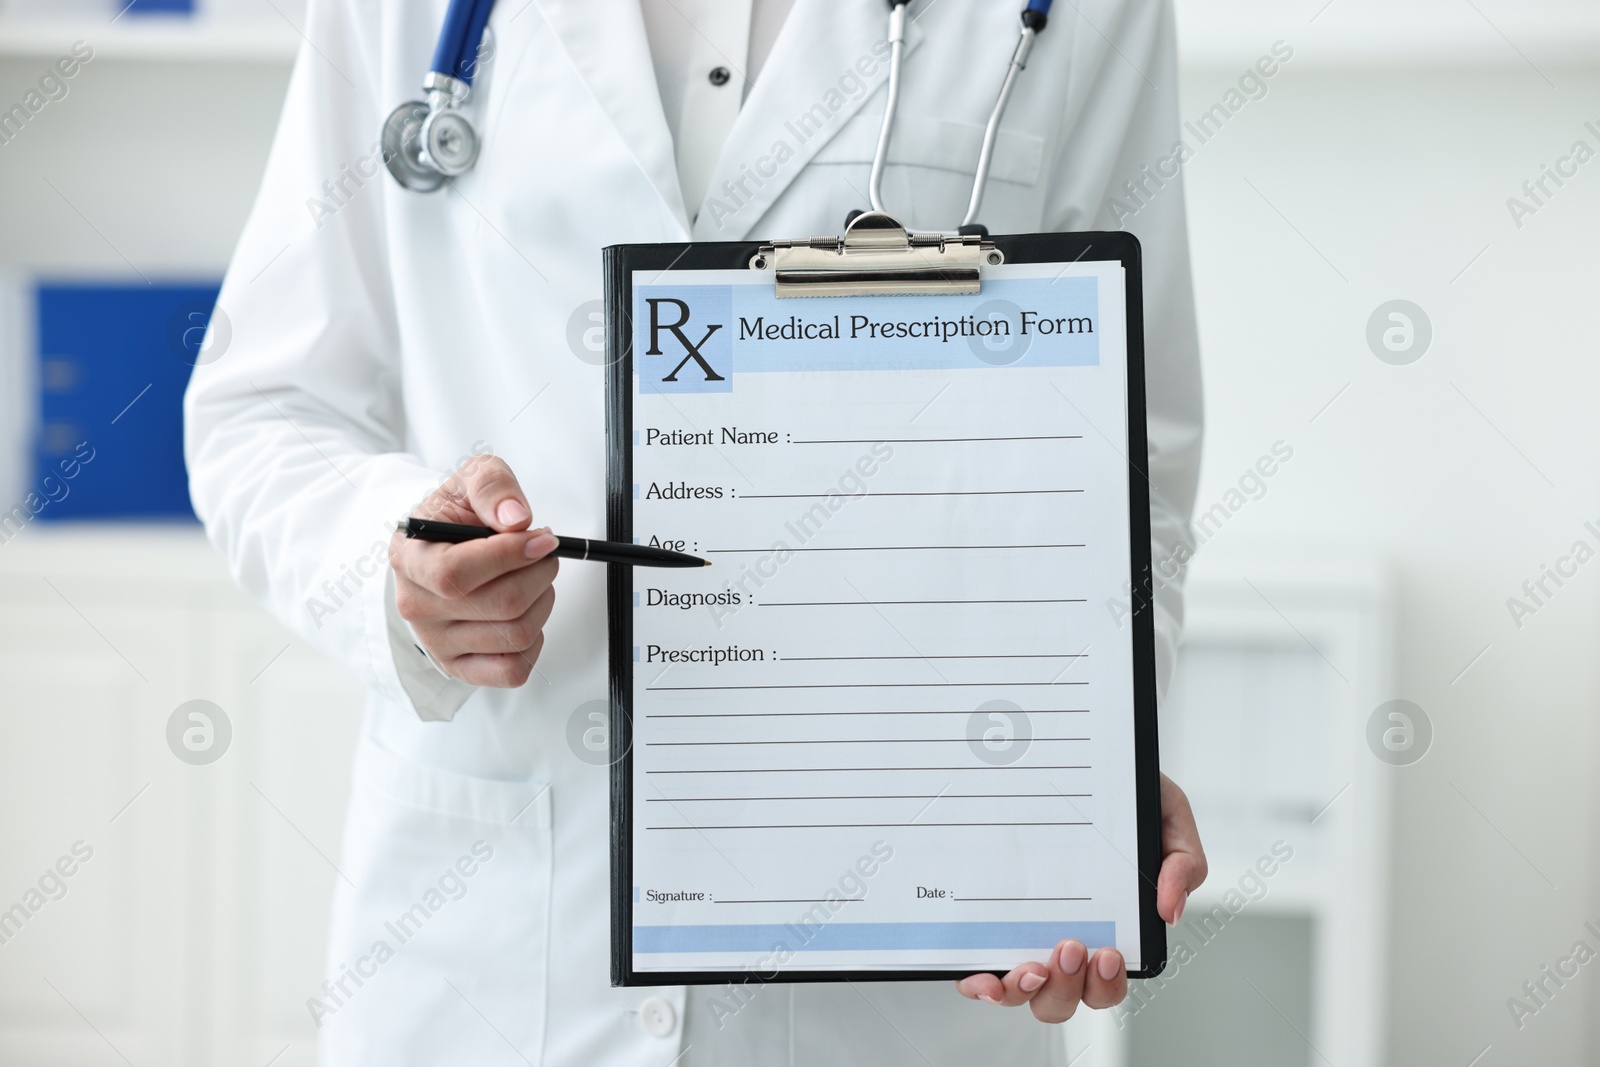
[[383, 0, 1054, 230], [431, 0, 496, 83]]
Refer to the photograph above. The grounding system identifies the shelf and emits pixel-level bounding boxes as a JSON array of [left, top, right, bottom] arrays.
[[0, 18, 298, 61], [7, 7, 1600, 68], [1175, 0, 1600, 69]]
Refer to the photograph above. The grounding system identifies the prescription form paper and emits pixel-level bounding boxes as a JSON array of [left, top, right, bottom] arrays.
[[626, 261, 1143, 976]]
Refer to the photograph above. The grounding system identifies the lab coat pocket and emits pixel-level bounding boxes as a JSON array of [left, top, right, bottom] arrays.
[[812, 110, 1045, 231], [318, 739, 553, 1067]]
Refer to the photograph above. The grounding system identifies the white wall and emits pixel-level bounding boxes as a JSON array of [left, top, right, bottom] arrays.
[[1174, 3, 1600, 1062], [0, 60, 289, 276]]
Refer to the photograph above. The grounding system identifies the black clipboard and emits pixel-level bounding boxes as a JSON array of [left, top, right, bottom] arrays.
[[603, 214, 1166, 987]]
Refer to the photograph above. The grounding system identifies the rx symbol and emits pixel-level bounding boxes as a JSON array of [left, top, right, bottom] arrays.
[[645, 298, 725, 382]]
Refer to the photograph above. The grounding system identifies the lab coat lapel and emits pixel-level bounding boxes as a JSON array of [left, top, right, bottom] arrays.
[[532, 0, 691, 236], [691, 0, 925, 241]]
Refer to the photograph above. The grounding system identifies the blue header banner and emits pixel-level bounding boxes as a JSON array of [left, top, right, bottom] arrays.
[[635, 275, 1100, 394]]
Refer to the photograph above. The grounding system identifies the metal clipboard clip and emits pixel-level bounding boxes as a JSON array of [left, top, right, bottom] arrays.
[[749, 211, 1003, 298]]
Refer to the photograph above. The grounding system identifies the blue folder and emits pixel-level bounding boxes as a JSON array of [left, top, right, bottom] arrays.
[[34, 281, 219, 521]]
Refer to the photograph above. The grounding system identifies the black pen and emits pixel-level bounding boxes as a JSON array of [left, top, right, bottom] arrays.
[[398, 517, 709, 568]]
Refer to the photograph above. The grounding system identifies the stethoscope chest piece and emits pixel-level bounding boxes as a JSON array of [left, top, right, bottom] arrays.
[[382, 100, 447, 193], [383, 0, 494, 192], [420, 108, 479, 175]]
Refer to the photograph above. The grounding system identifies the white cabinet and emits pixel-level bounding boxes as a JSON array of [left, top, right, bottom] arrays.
[[1126, 558, 1394, 1067], [0, 526, 361, 1066]]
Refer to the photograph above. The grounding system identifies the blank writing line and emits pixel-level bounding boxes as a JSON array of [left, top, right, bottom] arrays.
[[791, 435, 1084, 444], [954, 896, 1092, 902], [648, 821, 1093, 830], [780, 654, 1087, 662], [646, 765, 1093, 774], [646, 794, 1093, 802], [716, 898, 865, 904], [646, 738, 1090, 746], [760, 598, 1087, 607], [739, 489, 1084, 499], [708, 544, 1084, 554], [643, 710, 1094, 716], [647, 682, 1089, 691]]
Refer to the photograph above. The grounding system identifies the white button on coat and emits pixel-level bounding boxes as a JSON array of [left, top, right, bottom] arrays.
[[640, 996, 678, 1038], [183, 0, 1203, 1064]]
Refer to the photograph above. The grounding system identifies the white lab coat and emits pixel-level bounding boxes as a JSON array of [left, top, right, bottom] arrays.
[[184, 0, 1203, 1063]]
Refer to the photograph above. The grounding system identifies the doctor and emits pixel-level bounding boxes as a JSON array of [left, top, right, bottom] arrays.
[[186, 0, 1207, 1062]]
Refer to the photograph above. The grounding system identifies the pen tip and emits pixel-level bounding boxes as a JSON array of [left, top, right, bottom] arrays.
[[703, 560, 713, 567]]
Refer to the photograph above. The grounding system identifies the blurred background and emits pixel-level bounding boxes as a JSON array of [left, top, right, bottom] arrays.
[[1, 0, 1597, 1063]]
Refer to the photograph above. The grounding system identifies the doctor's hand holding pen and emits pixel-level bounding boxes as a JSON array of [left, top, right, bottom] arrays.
[[389, 455, 559, 687], [954, 774, 1208, 1021]]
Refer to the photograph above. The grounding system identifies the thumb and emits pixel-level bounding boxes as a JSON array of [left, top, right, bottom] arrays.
[[460, 456, 532, 531], [1157, 773, 1207, 924]]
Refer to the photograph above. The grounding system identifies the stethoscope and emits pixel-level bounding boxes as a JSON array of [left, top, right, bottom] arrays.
[[871, 0, 1053, 234], [383, 0, 1054, 232], [381, 0, 495, 192]]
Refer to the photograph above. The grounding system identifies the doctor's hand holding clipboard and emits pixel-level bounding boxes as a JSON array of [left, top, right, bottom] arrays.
[[951, 774, 1207, 1019]]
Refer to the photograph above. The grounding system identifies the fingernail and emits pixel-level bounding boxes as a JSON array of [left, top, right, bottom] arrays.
[[1019, 972, 1045, 993], [525, 534, 557, 559], [1097, 950, 1121, 982], [978, 994, 999, 1005], [1059, 941, 1086, 976], [1175, 890, 1188, 925], [497, 500, 529, 526]]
